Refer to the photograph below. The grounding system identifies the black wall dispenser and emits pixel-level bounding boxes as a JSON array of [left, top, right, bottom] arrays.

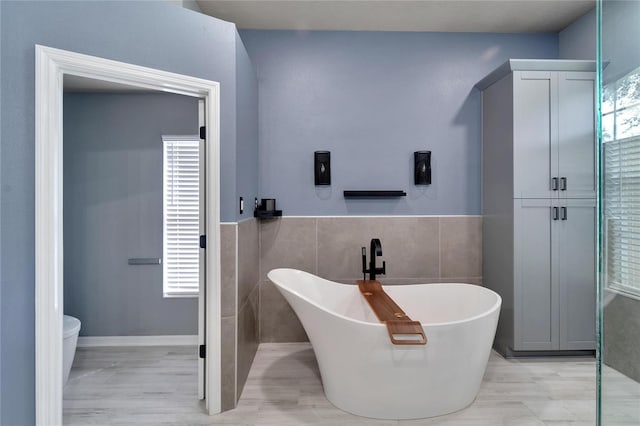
[[314, 151, 331, 185], [414, 151, 432, 185]]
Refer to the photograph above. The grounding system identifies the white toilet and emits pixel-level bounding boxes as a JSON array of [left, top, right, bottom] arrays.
[[63, 315, 81, 386]]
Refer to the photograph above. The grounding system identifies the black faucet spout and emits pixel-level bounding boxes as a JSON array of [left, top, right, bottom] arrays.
[[362, 238, 385, 281], [371, 238, 382, 257]]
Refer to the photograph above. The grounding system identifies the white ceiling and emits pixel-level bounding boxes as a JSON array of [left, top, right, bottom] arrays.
[[196, 0, 594, 33]]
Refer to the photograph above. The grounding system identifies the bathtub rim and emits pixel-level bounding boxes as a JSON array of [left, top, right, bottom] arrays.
[[267, 268, 501, 328]]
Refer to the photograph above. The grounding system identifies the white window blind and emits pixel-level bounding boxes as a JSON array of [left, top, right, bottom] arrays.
[[163, 136, 200, 297], [603, 66, 640, 297]]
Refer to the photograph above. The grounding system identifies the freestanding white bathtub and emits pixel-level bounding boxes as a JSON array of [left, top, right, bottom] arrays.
[[267, 268, 501, 420]]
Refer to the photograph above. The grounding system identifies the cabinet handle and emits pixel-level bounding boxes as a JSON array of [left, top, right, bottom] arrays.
[[552, 206, 559, 220], [561, 207, 567, 220], [560, 177, 567, 191], [551, 177, 559, 191]]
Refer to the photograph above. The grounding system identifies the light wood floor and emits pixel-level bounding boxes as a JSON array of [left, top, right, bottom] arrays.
[[63, 343, 639, 425]]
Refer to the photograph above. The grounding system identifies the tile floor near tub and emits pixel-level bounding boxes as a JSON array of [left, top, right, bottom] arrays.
[[217, 344, 599, 426], [64, 343, 638, 425]]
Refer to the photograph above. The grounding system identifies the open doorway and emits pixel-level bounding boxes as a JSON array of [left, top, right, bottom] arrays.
[[35, 46, 221, 425], [61, 80, 204, 423]]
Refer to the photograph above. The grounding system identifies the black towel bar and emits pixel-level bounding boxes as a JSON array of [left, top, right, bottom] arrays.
[[343, 190, 407, 198]]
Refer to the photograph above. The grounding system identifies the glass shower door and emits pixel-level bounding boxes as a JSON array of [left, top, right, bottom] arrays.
[[598, 1, 640, 424]]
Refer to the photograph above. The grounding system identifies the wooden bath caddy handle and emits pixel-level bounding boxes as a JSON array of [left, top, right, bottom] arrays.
[[358, 280, 427, 346]]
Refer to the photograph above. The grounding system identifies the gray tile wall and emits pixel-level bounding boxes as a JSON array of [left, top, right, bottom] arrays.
[[259, 218, 315, 342], [236, 219, 260, 400], [221, 225, 237, 318], [219, 219, 261, 409], [219, 224, 237, 411], [258, 216, 483, 342], [603, 294, 640, 382], [220, 316, 236, 411]]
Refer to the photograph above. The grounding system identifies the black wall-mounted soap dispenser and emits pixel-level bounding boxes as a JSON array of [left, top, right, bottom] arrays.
[[414, 151, 431, 185], [314, 151, 331, 185]]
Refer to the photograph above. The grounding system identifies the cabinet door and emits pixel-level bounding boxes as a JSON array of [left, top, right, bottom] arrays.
[[514, 199, 558, 350], [558, 198, 596, 350], [513, 72, 557, 199], [558, 72, 597, 199]]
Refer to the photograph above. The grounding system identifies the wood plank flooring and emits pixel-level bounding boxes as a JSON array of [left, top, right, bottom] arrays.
[[63, 343, 638, 425], [64, 346, 204, 425]]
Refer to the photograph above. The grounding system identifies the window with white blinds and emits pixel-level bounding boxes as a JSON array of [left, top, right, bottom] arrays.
[[163, 136, 200, 297], [603, 66, 640, 296]]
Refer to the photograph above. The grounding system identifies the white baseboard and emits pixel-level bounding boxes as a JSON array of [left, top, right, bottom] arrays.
[[77, 335, 198, 347]]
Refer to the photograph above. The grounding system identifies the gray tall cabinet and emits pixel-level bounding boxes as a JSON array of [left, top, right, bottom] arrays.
[[476, 60, 596, 355]]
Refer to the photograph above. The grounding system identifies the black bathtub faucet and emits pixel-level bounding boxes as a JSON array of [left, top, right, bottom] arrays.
[[361, 238, 386, 281]]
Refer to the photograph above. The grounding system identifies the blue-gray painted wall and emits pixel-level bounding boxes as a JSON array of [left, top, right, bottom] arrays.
[[0, 2, 238, 423], [236, 32, 260, 220], [602, 0, 640, 82], [63, 93, 199, 337], [559, 8, 596, 60], [240, 30, 559, 216]]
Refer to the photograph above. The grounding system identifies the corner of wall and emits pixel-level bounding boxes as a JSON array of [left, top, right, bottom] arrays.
[[163, 0, 202, 14], [234, 29, 259, 222], [220, 218, 260, 406], [558, 7, 597, 60], [235, 218, 260, 400], [219, 222, 238, 411], [182, 0, 202, 13]]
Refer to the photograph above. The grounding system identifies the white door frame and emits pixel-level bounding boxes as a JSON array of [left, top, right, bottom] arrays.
[[34, 45, 221, 425]]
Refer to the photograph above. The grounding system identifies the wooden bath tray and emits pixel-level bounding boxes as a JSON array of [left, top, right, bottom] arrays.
[[357, 280, 427, 346]]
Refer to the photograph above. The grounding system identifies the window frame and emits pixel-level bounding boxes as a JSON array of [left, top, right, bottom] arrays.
[[162, 134, 201, 298], [603, 66, 640, 298]]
